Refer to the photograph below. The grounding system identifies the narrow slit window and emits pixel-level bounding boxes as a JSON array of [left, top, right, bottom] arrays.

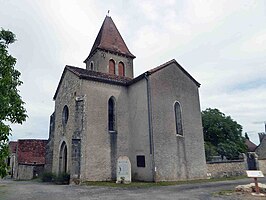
[[90, 62, 94, 70], [174, 102, 183, 136], [108, 97, 116, 131], [62, 105, 69, 126]]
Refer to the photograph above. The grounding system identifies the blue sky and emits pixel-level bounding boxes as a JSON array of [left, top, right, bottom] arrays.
[[1, 0, 265, 144]]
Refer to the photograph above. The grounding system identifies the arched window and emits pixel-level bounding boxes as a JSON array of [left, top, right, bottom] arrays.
[[108, 97, 116, 131], [174, 102, 183, 136], [59, 141, 67, 173], [90, 62, 94, 71], [62, 105, 69, 126], [109, 59, 115, 75], [118, 61, 125, 76]]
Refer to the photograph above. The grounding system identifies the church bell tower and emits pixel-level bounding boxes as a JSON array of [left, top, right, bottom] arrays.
[[84, 16, 135, 78]]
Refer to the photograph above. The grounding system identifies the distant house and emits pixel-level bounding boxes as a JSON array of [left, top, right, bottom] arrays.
[[245, 139, 257, 152], [255, 132, 266, 174], [14, 139, 47, 180], [256, 133, 266, 159]]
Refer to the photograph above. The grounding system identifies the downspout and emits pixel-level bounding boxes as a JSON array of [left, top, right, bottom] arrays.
[[144, 72, 156, 182]]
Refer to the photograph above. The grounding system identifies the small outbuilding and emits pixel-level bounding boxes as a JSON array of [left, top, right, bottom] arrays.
[[14, 139, 47, 180]]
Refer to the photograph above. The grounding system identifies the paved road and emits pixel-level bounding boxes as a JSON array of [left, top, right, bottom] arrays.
[[0, 178, 266, 200]]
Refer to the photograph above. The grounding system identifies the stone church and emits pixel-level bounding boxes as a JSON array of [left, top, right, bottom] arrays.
[[46, 16, 207, 182]]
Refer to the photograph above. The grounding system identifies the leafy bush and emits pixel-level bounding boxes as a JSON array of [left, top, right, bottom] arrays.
[[41, 172, 56, 182], [202, 108, 247, 160], [205, 142, 218, 161], [55, 172, 70, 185]]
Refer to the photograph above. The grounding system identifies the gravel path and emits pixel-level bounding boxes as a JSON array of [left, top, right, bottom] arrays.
[[0, 178, 266, 200]]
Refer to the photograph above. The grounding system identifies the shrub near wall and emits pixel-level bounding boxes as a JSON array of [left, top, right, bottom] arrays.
[[55, 172, 70, 185], [207, 160, 246, 178], [41, 172, 70, 184], [41, 172, 56, 182]]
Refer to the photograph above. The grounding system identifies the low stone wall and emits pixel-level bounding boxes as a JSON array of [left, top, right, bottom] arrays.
[[16, 164, 44, 180], [258, 160, 266, 175], [207, 160, 246, 178]]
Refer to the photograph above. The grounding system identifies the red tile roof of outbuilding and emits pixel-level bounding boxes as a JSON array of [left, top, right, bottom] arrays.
[[17, 139, 47, 165]]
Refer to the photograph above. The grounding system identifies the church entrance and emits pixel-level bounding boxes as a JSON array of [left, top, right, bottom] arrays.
[[59, 141, 68, 173]]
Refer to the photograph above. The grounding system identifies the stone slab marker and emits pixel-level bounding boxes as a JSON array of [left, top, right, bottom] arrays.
[[116, 156, 131, 183]]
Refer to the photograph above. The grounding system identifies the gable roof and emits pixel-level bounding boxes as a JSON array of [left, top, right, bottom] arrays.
[[245, 139, 257, 152], [17, 139, 47, 165], [53, 59, 200, 100], [67, 65, 132, 84], [84, 16, 135, 62], [129, 59, 201, 87]]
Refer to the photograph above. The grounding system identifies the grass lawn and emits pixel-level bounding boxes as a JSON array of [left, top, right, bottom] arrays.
[[0, 184, 7, 199], [82, 175, 247, 188]]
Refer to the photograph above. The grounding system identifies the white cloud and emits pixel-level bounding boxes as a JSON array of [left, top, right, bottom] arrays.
[[1, 0, 266, 145]]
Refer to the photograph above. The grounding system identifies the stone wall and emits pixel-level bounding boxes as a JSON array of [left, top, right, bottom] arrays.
[[150, 62, 207, 181], [256, 135, 266, 159], [16, 164, 44, 180], [86, 50, 134, 78], [80, 79, 130, 181], [52, 70, 82, 175], [207, 161, 246, 178], [128, 78, 153, 181], [258, 159, 266, 175]]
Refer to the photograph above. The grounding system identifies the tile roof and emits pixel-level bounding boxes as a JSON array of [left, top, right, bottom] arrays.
[[128, 59, 201, 87], [245, 139, 257, 152], [67, 65, 132, 85], [9, 141, 17, 154], [17, 139, 47, 165], [85, 16, 135, 61], [53, 59, 201, 100]]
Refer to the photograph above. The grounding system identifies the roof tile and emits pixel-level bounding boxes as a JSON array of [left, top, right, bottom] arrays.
[[17, 140, 47, 165], [85, 16, 135, 61]]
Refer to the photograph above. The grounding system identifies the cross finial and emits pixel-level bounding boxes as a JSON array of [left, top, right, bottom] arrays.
[[107, 10, 110, 16]]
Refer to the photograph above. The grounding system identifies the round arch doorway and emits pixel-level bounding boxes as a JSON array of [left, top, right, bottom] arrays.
[[59, 141, 67, 173]]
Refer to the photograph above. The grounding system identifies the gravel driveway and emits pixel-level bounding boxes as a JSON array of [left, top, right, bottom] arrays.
[[0, 178, 266, 200]]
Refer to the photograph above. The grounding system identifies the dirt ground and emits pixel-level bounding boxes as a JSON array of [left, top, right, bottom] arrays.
[[0, 178, 266, 200]]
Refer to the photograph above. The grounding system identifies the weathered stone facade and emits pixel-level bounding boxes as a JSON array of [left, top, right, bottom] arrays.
[[85, 50, 134, 78], [47, 16, 207, 182], [256, 133, 266, 159], [258, 159, 266, 175]]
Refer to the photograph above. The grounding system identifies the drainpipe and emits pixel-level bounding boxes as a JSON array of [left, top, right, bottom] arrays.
[[144, 72, 156, 182]]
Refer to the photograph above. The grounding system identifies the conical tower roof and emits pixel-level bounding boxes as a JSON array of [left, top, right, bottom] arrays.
[[85, 16, 135, 62]]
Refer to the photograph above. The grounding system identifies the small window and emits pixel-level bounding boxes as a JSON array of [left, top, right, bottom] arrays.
[[62, 105, 69, 126], [108, 97, 116, 131], [174, 102, 183, 135], [118, 61, 125, 76], [136, 155, 145, 167], [109, 59, 115, 75], [90, 62, 94, 71]]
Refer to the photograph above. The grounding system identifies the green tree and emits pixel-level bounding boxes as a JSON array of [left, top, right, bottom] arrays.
[[202, 108, 246, 160], [0, 28, 27, 177]]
